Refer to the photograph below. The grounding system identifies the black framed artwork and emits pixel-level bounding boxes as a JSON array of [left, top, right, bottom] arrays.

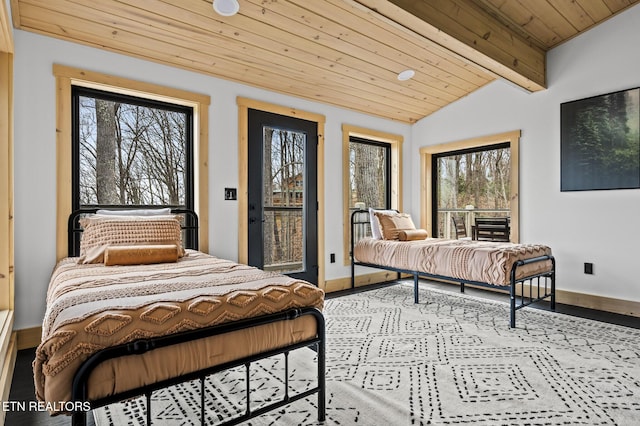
[[560, 87, 640, 191]]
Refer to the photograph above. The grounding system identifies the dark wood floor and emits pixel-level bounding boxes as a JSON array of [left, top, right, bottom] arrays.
[[7, 280, 640, 425], [7, 345, 96, 426]]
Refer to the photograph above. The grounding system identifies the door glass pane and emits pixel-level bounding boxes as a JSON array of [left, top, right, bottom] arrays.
[[262, 126, 305, 274], [436, 146, 511, 238]]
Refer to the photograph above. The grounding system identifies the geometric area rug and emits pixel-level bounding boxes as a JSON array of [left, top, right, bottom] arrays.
[[93, 282, 640, 425]]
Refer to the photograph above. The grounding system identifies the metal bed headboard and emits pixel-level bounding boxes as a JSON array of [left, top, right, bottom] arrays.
[[349, 209, 401, 260], [67, 207, 199, 257]]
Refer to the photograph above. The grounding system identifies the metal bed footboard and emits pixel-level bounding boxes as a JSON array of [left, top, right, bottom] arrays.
[[349, 209, 556, 328], [70, 307, 326, 426], [509, 255, 556, 328]]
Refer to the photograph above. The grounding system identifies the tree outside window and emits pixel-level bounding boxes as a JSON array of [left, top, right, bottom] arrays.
[[342, 125, 402, 266], [434, 144, 511, 238], [262, 126, 305, 272], [349, 137, 391, 210], [73, 87, 193, 209], [348, 137, 391, 251]]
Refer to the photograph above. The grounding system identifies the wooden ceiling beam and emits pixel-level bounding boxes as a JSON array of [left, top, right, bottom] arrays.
[[359, 0, 546, 92]]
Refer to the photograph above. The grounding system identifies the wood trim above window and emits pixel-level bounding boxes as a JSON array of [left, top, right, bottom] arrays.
[[53, 65, 210, 259], [419, 130, 520, 243]]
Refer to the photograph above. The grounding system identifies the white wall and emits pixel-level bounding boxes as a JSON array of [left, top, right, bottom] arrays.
[[15, 4, 640, 330], [12, 30, 411, 329], [411, 4, 640, 303]]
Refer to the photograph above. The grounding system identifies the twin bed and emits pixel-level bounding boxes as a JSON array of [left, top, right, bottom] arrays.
[[35, 208, 326, 425], [35, 207, 555, 424], [351, 209, 555, 328]]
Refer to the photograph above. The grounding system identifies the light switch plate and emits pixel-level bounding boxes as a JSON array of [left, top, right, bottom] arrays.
[[224, 188, 237, 200]]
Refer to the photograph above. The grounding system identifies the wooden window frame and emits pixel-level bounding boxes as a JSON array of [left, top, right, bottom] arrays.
[[0, 2, 16, 416], [420, 130, 520, 243], [54, 65, 210, 259], [342, 124, 403, 265], [0, 52, 13, 312]]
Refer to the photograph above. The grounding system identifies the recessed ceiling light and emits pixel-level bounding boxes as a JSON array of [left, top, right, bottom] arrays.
[[397, 69, 415, 81], [213, 0, 240, 17]]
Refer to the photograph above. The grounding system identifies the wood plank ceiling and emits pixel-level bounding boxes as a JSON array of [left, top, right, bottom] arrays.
[[10, 0, 640, 123]]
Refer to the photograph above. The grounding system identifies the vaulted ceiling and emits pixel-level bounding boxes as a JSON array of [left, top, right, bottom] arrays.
[[10, 0, 640, 123]]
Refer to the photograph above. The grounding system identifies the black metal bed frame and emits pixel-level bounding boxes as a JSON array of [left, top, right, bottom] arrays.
[[65, 208, 326, 425], [68, 207, 200, 256], [350, 209, 555, 328], [71, 308, 325, 426]]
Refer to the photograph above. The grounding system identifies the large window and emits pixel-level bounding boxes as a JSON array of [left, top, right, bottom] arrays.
[[433, 143, 511, 239], [72, 87, 193, 210], [348, 137, 391, 210], [420, 131, 520, 243], [342, 125, 402, 266], [55, 65, 210, 259]]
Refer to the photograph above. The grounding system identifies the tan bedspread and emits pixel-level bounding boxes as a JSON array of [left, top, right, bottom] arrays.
[[354, 238, 552, 286], [34, 250, 324, 411]]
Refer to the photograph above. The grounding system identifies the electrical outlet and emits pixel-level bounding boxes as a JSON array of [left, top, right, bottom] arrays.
[[584, 262, 593, 275], [330, 253, 335, 263]]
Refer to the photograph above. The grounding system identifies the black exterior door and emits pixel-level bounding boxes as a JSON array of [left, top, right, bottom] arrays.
[[247, 109, 318, 284]]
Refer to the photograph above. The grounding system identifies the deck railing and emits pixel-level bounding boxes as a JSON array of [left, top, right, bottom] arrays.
[[439, 208, 510, 239], [263, 206, 304, 273]]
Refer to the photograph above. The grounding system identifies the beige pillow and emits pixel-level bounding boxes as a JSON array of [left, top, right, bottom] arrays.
[[398, 229, 428, 241], [104, 244, 180, 266], [368, 208, 397, 239], [374, 211, 416, 240], [78, 215, 184, 264]]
